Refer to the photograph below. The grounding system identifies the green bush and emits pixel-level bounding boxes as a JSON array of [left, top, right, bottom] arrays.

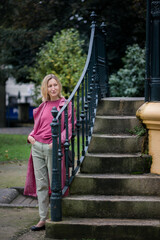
[[29, 28, 86, 102], [109, 44, 145, 97]]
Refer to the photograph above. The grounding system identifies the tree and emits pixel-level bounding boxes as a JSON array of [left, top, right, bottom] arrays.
[[0, 0, 74, 84], [0, 0, 75, 126], [0, 0, 146, 84], [68, 0, 146, 74], [29, 28, 86, 102], [0, 0, 146, 126], [109, 44, 145, 97]]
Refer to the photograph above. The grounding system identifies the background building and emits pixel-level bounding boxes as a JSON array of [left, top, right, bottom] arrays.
[[6, 77, 35, 125]]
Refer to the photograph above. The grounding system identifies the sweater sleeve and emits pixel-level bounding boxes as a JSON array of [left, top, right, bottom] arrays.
[[27, 129, 35, 143], [27, 102, 45, 143]]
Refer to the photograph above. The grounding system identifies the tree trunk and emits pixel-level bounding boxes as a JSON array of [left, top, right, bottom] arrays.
[[0, 83, 6, 127]]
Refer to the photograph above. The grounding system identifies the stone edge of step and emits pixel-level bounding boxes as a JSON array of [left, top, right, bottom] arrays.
[[75, 173, 160, 179], [85, 152, 142, 157], [95, 115, 137, 119], [64, 195, 160, 201], [91, 133, 142, 138], [46, 217, 160, 227]]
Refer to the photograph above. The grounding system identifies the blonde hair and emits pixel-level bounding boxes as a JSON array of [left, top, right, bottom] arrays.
[[41, 74, 62, 101]]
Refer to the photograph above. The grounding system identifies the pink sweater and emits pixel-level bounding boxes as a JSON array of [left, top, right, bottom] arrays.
[[31, 99, 61, 144]]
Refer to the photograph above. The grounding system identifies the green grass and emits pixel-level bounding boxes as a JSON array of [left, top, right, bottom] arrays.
[[0, 134, 83, 163], [0, 134, 31, 162]]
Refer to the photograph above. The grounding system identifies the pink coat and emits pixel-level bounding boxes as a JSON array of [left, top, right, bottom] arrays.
[[24, 97, 76, 197]]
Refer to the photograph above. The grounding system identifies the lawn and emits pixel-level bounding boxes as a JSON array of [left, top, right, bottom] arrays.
[[0, 134, 83, 163], [0, 134, 31, 162]]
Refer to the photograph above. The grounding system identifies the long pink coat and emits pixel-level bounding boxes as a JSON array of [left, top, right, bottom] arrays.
[[24, 97, 75, 197]]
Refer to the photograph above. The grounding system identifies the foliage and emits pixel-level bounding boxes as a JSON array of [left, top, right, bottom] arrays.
[[109, 44, 145, 97], [29, 28, 86, 101], [128, 125, 147, 137], [0, 0, 74, 84], [0, 0, 146, 85], [0, 0, 146, 127], [68, 0, 146, 73], [127, 124, 148, 156], [0, 134, 31, 162]]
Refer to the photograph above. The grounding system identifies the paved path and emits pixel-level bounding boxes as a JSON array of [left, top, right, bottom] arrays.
[[0, 127, 53, 239], [0, 163, 53, 239], [0, 127, 63, 239], [0, 126, 33, 135], [0, 208, 45, 240]]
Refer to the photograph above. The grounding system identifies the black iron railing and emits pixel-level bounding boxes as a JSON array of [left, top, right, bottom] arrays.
[[50, 12, 109, 221]]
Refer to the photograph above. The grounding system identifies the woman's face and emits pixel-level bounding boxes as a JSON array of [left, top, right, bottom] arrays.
[[47, 78, 60, 101]]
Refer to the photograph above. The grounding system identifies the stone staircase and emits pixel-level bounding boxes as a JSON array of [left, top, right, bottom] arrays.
[[46, 97, 160, 240]]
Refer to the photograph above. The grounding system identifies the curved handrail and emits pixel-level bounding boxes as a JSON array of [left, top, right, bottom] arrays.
[[56, 26, 95, 119]]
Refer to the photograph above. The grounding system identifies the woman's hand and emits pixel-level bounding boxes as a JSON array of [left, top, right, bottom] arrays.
[[48, 143, 52, 149], [28, 136, 36, 145]]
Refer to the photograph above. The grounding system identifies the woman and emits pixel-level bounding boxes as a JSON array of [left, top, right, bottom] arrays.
[[24, 74, 74, 231]]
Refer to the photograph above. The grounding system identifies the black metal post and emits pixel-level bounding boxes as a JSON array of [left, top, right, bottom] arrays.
[[84, 73, 89, 147], [145, 0, 151, 101], [150, 0, 160, 101], [58, 114, 62, 195], [80, 80, 85, 156], [71, 97, 75, 175], [64, 107, 69, 186], [76, 88, 80, 166], [100, 22, 109, 97], [50, 107, 62, 221]]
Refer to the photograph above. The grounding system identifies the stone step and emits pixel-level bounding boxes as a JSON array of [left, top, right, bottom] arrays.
[[46, 98, 151, 239], [46, 217, 160, 240], [80, 153, 151, 174], [93, 115, 141, 134], [96, 97, 144, 116], [69, 173, 160, 196], [88, 134, 143, 154], [62, 195, 160, 219]]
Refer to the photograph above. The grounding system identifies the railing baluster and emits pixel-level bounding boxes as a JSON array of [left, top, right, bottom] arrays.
[[92, 66, 97, 115], [58, 114, 62, 194], [90, 76, 94, 128], [94, 65, 99, 106], [87, 85, 91, 137], [80, 79, 85, 156], [71, 97, 75, 175], [50, 107, 62, 221], [76, 88, 80, 166], [84, 73, 89, 147], [64, 107, 69, 186]]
